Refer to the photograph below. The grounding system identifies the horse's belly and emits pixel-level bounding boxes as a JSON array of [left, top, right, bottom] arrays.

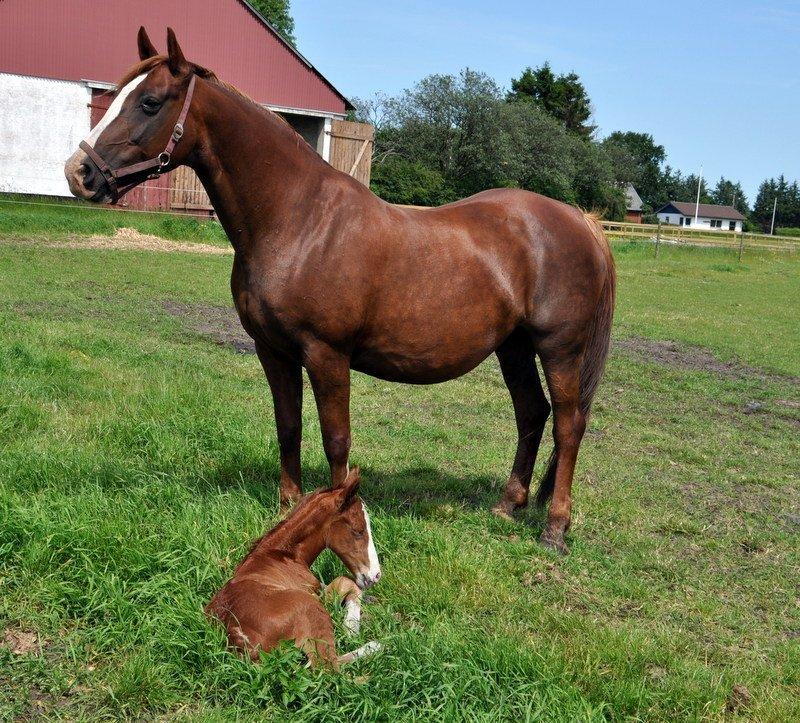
[[351, 317, 515, 384]]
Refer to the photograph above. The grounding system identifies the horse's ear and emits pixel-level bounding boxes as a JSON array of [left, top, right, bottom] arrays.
[[338, 467, 361, 509], [166, 27, 189, 76], [137, 26, 158, 61]]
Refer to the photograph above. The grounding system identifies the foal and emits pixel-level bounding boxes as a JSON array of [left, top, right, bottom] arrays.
[[206, 469, 382, 667]]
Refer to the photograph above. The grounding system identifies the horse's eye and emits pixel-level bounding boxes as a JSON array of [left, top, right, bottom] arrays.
[[141, 97, 162, 115]]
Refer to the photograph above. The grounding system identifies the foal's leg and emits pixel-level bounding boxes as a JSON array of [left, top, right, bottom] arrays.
[[537, 353, 585, 554], [492, 330, 551, 520], [304, 344, 351, 487], [254, 342, 303, 508], [324, 576, 362, 634]]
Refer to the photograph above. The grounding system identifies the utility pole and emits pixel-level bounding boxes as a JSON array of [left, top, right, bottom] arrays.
[[770, 197, 777, 235], [732, 190, 736, 209], [694, 165, 703, 225]]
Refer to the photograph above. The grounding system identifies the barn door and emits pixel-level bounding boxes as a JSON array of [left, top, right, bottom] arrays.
[[328, 120, 374, 186]]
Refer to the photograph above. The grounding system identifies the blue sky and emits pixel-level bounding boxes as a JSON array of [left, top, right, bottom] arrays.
[[292, 0, 799, 204]]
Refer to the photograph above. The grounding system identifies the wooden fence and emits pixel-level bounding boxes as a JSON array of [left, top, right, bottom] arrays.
[[601, 220, 799, 253]]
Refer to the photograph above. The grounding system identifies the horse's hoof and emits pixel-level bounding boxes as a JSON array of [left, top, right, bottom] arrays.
[[539, 529, 569, 555], [491, 503, 516, 522]]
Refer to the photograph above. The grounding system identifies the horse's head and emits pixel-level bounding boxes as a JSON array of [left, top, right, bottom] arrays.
[[64, 27, 202, 203], [325, 468, 381, 589]]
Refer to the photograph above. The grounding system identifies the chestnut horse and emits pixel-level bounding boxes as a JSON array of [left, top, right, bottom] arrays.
[[206, 468, 381, 666], [65, 28, 615, 554]]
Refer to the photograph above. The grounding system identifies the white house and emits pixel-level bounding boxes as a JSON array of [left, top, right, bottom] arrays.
[[655, 201, 745, 232]]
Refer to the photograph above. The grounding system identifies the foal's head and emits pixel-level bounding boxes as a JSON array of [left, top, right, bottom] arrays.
[[64, 27, 207, 203], [323, 469, 381, 590]]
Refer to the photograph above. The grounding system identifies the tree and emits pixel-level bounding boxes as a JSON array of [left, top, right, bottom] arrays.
[[379, 69, 512, 197], [709, 177, 749, 215], [248, 0, 296, 47], [752, 175, 800, 231], [507, 63, 596, 139], [601, 131, 665, 210]]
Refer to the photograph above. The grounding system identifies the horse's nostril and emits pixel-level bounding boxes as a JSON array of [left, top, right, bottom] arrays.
[[80, 163, 93, 181]]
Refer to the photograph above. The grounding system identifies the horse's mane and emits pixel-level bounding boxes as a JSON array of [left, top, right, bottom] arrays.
[[234, 487, 336, 571]]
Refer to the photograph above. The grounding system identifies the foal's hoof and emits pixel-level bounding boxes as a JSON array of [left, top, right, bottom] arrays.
[[491, 502, 517, 522], [539, 529, 569, 556]]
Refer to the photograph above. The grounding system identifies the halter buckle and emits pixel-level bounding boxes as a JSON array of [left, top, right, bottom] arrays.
[[172, 123, 184, 142]]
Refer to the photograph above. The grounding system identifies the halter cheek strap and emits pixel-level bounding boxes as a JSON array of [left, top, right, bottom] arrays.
[[80, 74, 197, 204]]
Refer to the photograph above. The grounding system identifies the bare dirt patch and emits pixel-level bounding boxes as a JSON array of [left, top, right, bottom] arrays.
[[163, 301, 255, 354], [1, 227, 232, 255], [614, 336, 800, 386], [1, 628, 41, 656]]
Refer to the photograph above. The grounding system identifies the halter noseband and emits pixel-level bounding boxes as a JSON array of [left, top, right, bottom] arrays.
[[79, 74, 197, 204]]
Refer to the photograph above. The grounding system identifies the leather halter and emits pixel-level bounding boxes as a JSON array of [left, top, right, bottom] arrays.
[[80, 75, 197, 204]]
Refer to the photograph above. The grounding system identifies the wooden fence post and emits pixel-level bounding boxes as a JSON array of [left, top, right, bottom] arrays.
[[656, 220, 662, 258], [738, 232, 745, 261]]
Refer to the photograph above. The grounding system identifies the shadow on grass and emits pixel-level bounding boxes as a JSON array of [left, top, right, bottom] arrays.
[[196, 458, 549, 531]]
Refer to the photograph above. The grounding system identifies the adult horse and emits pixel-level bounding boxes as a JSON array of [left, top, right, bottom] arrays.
[[65, 28, 615, 554]]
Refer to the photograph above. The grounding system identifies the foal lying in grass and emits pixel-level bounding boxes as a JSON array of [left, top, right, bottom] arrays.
[[206, 469, 382, 667]]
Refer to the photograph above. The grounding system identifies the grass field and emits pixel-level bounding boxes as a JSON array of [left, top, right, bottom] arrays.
[[0, 228, 798, 720]]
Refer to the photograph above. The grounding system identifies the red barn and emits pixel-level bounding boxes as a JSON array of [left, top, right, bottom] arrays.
[[0, 0, 371, 211]]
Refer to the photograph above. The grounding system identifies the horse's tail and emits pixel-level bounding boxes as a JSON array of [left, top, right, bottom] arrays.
[[535, 214, 615, 507]]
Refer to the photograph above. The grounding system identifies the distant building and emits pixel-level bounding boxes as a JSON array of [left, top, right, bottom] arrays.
[[624, 183, 643, 223], [655, 201, 745, 232]]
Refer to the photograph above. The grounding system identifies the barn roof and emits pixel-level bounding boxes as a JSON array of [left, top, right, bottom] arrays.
[[624, 183, 643, 212], [0, 0, 352, 115], [656, 201, 745, 221]]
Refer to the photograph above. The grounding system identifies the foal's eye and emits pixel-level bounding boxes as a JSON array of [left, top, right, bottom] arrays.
[[141, 97, 162, 115]]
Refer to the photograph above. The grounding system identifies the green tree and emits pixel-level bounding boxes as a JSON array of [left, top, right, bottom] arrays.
[[709, 177, 749, 215], [753, 176, 800, 231], [601, 131, 665, 209], [248, 0, 296, 47], [507, 63, 596, 138]]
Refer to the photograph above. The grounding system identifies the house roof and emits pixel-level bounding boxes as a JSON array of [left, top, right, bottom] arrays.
[[656, 201, 745, 221], [624, 183, 643, 212], [0, 0, 352, 115]]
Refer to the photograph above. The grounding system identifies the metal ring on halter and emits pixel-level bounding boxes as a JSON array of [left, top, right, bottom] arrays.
[[158, 151, 171, 170]]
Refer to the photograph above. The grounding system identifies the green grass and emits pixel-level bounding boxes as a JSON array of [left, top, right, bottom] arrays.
[[0, 194, 227, 245], [0, 237, 798, 720]]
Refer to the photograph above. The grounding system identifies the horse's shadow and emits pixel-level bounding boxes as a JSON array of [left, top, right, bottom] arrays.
[[197, 458, 548, 530]]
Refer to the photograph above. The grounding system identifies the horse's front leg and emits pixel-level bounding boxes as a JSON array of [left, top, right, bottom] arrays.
[[255, 341, 303, 509], [305, 344, 351, 487]]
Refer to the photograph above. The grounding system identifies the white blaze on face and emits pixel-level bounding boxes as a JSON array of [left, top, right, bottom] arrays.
[[84, 74, 147, 148], [362, 504, 381, 581]]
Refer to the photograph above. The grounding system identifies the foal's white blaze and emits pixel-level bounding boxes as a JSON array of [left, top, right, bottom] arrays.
[[84, 74, 147, 147], [363, 504, 381, 581]]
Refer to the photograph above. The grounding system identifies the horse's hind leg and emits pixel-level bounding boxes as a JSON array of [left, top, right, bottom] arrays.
[[536, 352, 585, 554], [492, 329, 551, 520]]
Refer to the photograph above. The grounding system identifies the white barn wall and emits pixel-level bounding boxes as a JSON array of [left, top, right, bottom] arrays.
[[0, 73, 90, 196]]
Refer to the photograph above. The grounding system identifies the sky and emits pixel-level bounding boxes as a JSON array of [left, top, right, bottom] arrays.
[[292, 0, 799, 205]]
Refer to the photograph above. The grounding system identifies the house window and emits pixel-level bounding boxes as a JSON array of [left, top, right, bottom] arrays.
[[729, 221, 736, 231], [685, 217, 691, 226], [664, 216, 670, 224], [679, 217, 684, 226], [709, 219, 722, 228]]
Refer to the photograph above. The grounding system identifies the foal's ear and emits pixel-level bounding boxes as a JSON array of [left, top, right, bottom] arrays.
[[166, 27, 190, 76], [137, 27, 158, 61], [338, 467, 361, 509]]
